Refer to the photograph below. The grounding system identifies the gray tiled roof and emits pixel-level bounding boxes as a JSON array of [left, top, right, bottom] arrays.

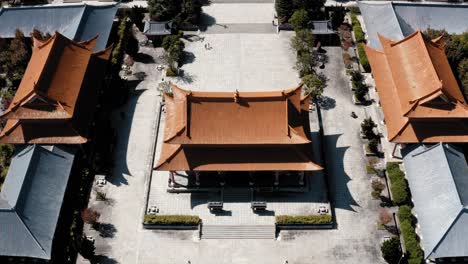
[[0, 4, 117, 50], [311, 20, 334, 35], [143, 21, 172, 36], [358, 2, 404, 49], [359, 2, 468, 49], [393, 3, 468, 36], [403, 143, 468, 259], [0, 145, 76, 259]]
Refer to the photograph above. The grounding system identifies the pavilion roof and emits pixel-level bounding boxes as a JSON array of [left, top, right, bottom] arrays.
[[164, 84, 311, 145], [156, 85, 322, 171], [0, 32, 111, 144], [365, 30, 468, 143]]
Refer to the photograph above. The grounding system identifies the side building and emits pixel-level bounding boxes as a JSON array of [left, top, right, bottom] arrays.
[[0, 33, 112, 261], [403, 144, 468, 262], [365, 30, 468, 143]]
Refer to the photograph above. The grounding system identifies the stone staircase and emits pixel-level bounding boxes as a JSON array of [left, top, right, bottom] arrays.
[[201, 225, 276, 239]]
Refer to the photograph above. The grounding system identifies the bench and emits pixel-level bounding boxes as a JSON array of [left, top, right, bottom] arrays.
[[251, 201, 267, 211], [208, 201, 223, 211]]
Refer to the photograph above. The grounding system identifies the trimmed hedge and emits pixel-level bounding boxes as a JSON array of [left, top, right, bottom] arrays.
[[386, 162, 409, 205], [357, 43, 370, 72], [144, 215, 201, 226], [351, 13, 365, 43], [397, 205, 413, 225], [400, 220, 423, 264], [276, 215, 332, 225]]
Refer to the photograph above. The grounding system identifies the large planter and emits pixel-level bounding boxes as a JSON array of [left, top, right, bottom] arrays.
[[143, 223, 200, 230], [276, 223, 333, 230]]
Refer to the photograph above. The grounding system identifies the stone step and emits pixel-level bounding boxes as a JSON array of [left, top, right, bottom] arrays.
[[201, 225, 276, 239]]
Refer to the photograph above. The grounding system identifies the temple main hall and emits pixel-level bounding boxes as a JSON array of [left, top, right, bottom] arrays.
[[154, 84, 322, 188]]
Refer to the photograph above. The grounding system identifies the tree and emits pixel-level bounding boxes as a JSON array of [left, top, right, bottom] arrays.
[[148, 0, 182, 21], [291, 29, 315, 54], [162, 33, 185, 69], [458, 57, 468, 99], [31, 28, 52, 41], [381, 237, 402, 264], [354, 80, 368, 102], [182, 0, 203, 24], [79, 236, 96, 260], [330, 6, 346, 29], [81, 208, 100, 225], [275, 0, 294, 20], [302, 73, 325, 100], [379, 208, 392, 225], [361, 117, 376, 139], [289, 9, 309, 31], [7, 30, 31, 86]]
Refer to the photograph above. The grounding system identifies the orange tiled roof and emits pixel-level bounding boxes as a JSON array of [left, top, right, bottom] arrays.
[[365, 31, 468, 143], [0, 32, 111, 144], [164, 85, 311, 145], [155, 85, 322, 171]]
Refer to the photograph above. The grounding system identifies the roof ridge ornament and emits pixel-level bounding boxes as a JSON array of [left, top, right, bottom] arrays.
[[234, 90, 240, 103]]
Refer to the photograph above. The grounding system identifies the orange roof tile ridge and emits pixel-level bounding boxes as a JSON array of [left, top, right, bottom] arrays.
[[78, 34, 99, 51], [0, 119, 20, 137], [417, 31, 444, 93], [154, 145, 183, 170], [388, 119, 411, 142], [288, 125, 311, 143], [68, 124, 88, 143], [92, 44, 113, 60]]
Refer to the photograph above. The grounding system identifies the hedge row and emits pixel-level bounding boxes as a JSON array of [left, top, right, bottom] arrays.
[[386, 162, 409, 205], [276, 215, 332, 225], [357, 43, 370, 72], [350, 13, 365, 42], [144, 215, 201, 225], [397, 205, 414, 225], [400, 220, 423, 264]]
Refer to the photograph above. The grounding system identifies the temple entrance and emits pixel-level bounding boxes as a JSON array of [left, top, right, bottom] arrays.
[[169, 171, 308, 190]]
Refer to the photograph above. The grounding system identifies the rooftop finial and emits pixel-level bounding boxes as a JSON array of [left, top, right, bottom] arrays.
[[234, 90, 240, 103]]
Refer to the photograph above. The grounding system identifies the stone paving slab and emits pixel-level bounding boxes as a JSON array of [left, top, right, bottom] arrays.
[[202, 23, 276, 34], [201, 3, 275, 25], [169, 32, 300, 91]]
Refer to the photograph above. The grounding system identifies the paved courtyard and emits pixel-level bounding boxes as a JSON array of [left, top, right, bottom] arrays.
[[79, 2, 385, 263], [172, 32, 299, 91]]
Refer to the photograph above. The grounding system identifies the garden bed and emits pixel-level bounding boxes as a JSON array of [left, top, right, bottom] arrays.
[[276, 215, 333, 229], [143, 214, 201, 229]]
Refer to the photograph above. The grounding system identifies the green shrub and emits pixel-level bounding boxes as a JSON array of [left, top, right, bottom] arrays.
[[400, 221, 423, 264], [372, 179, 385, 192], [397, 205, 413, 225], [290, 9, 310, 31], [386, 162, 401, 175], [391, 179, 409, 205], [144, 215, 201, 225], [166, 68, 177, 76], [368, 138, 379, 153], [276, 215, 332, 225], [366, 165, 377, 174], [357, 43, 370, 72], [353, 25, 365, 43], [381, 237, 402, 264], [371, 190, 381, 199]]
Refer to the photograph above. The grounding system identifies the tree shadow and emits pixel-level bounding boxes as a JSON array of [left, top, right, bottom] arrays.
[[181, 51, 196, 65], [176, 70, 196, 84], [323, 134, 359, 212], [384, 225, 399, 236], [95, 222, 118, 238], [199, 13, 217, 31], [133, 52, 155, 64], [318, 96, 336, 110], [91, 255, 119, 264]]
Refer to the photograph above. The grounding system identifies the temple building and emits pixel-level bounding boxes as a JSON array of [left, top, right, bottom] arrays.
[[0, 32, 112, 144], [365, 31, 468, 143], [154, 85, 322, 186]]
